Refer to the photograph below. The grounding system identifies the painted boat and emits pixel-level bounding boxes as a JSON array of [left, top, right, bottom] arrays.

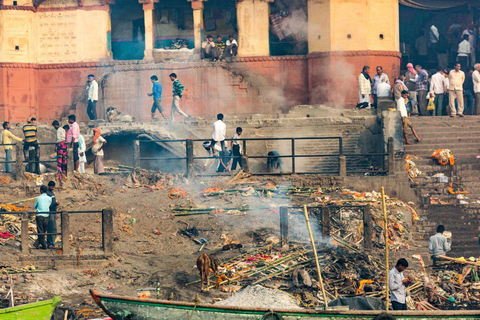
[[0, 296, 61, 320], [90, 290, 480, 320]]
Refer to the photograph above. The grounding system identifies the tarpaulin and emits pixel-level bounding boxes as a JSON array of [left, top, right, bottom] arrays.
[[328, 297, 386, 310], [399, 0, 470, 10]]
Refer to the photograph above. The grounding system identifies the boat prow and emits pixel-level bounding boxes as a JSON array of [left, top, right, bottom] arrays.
[[0, 296, 61, 320], [90, 289, 480, 320]]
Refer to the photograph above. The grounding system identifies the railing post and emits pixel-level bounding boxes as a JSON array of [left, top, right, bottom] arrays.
[[133, 140, 140, 168], [338, 137, 343, 155], [21, 212, 29, 255], [322, 207, 331, 236], [241, 154, 249, 173], [185, 139, 194, 178], [339, 155, 346, 177], [61, 211, 71, 255], [242, 139, 247, 156], [363, 205, 373, 250], [15, 142, 24, 180], [291, 139, 295, 174], [67, 146, 74, 176], [102, 208, 114, 256], [387, 137, 395, 175], [280, 207, 288, 247]]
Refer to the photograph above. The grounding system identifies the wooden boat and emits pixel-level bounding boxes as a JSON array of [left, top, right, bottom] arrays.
[[0, 296, 61, 320], [90, 290, 480, 320]]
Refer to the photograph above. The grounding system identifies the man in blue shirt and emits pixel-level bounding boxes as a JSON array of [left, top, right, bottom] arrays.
[[148, 75, 166, 120], [34, 185, 52, 249]]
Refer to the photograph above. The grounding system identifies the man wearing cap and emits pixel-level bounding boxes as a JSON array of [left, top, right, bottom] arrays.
[[86, 74, 99, 120]]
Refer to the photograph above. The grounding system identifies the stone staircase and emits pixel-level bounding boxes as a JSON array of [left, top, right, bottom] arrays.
[[403, 116, 480, 258]]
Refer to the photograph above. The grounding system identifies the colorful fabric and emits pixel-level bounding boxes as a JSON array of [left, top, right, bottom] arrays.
[[416, 69, 428, 91], [66, 122, 79, 143], [270, 12, 287, 41], [23, 124, 37, 143], [215, 40, 226, 58], [0, 231, 15, 239], [57, 141, 67, 174], [406, 63, 417, 76]]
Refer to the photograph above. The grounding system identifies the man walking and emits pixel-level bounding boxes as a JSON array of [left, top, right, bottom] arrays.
[[66, 115, 80, 171], [430, 68, 448, 116], [473, 63, 480, 115], [448, 63, 465, 117], [389, 258, 413, 310], [23, 117, 40, 174], [86, 74, 99, 120], [231, 127, 243, 171], [169, 73, 188, 122], [46, 181, 59, 249], [34, 185, 52, 250], [148, 75, 166, 120], [211, 113, 226, 155], [2, 122, 23, 173], [415, 65, 429, 116], [429, 225, 451, 265], [372, 66, 389, 108], [398, 91, 421, 144]]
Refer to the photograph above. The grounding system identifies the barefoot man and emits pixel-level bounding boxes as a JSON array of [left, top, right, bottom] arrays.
[[397, 90, 421, 145]]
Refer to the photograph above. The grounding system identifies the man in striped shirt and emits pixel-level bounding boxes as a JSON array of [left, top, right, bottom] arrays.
[[23, 117, 40, 174], [169, 73, 189, 122]]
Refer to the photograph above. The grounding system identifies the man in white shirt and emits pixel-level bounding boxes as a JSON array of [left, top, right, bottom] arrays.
[[225, 35, 238, 58], [389, 258, 413, 310], [372, 66, 390, 108], [430, 69, 448, 116], [376, 78, 391, 98], [211, 113, 226, 156], [448, 63, 465, 117], [201, 34, 219, 61], [473, 63, 480, 115], [398, 90, 421, 145], [458, 34, 471, 71], [86, 74, 99, 120]]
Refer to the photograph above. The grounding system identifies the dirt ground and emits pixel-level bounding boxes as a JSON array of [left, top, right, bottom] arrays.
[[0, 168, 336, 319]]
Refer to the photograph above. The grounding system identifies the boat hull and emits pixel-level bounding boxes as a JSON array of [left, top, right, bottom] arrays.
[[90, 290, 480, 320], [0, 296, 61, 320]]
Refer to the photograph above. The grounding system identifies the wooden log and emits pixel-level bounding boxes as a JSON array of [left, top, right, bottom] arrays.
[[437, 255, 480, 267]]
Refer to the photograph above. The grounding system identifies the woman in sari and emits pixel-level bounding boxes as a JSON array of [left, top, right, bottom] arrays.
[[56, 125, 69, 182]]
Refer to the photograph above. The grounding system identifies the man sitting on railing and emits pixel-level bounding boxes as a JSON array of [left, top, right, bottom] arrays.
[[2, 121, 23, 173], [34, 185, 52, 250], [23, 117, 40, 174]]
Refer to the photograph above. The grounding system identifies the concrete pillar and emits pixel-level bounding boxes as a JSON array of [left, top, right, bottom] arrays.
[[61, 211, 71, 255], [133, 140, 140, 168], [21, 212, 29, 255], [143, 2, 155, 62], [280, 207, 288, 247], [14, 142, 24, 180], [338, 155, 346, 177], [102, 208, 114, 256], [236, 0, 273, 57], [363, 205, 373, 250], [189, 0, 206, 53], [387, 137, 395, 175], [185, 139, 194, 178]]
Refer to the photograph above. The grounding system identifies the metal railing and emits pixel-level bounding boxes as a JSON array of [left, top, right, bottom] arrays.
[[133, 137, 393, 176], [0, 208, 114, 256]]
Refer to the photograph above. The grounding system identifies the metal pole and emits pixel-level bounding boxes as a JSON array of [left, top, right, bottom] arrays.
[[381, 187, 389, 311], [291, 139, 295, 174], [303, 205, 328, 310]]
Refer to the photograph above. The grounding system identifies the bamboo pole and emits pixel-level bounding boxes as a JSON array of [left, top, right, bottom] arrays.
[[303, 205, 328, 310], [381, 187, 389, 312]]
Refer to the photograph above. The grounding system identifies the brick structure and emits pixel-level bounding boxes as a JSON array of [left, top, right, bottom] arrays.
[[0, 0, 401, 122]]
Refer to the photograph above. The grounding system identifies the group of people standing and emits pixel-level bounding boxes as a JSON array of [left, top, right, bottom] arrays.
[[52, 115, 107, 178], [358, 62, 480, 118]]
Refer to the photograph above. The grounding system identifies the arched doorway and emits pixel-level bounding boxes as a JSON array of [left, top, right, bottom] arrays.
[[111, 0, 145, 60]]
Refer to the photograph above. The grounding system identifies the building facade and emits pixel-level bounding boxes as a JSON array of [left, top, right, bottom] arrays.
[[0, 0, 401, 122]]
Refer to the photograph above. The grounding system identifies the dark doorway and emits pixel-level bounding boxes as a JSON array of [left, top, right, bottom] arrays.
[[111, 0, 145, 60], [154, 0, 194, 49]]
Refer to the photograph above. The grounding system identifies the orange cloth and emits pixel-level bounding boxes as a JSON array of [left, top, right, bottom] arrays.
[[93, 128, 101, 143]]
